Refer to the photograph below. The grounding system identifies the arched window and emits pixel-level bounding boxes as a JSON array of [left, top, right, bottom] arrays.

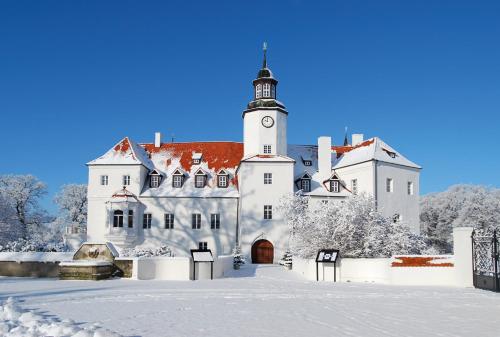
[[113, 210, 124, 228], [256, 84, 262, 98], [263, 83, 271, 97]]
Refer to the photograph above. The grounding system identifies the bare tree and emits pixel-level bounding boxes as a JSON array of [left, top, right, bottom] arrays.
[[0, 174, 47, 239]]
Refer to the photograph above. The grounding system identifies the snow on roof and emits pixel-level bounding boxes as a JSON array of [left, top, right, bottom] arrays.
[[333, 137, 421, 169], [87, 137, 154, 169], [241, 154, 295, 162], [192, 152, 203, 160]]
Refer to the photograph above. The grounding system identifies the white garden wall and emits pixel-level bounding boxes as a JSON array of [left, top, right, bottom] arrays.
[[293, 227, 474, 288]]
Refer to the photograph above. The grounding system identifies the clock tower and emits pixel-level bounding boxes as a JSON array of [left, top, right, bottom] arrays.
[[243, 43, 288, 157]]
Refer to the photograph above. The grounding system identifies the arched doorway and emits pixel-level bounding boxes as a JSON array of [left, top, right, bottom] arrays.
[[251, 239, 274, 264]]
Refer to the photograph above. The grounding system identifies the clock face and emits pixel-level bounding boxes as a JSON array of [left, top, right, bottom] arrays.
[[261, 116, 275, 128]]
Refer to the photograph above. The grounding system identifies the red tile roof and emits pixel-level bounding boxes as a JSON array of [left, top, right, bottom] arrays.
[[332, 139, 375, 158], [141, 142, 244, 172]]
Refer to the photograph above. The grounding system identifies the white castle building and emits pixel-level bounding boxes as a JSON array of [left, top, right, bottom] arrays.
[[86, 49, 421, 263]]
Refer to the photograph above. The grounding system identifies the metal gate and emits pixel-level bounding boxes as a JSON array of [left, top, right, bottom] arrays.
[[472, 230, 499, 292]]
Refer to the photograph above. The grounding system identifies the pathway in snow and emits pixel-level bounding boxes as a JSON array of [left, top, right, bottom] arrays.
[[1, 264, 500, 337]]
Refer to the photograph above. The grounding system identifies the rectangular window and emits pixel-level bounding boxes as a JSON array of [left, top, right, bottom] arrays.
[[142, 213, 152, 229], [263, 144, 272, 154], [128, 210, 133, 228], [256, 84, 262, 99], [218, 175, 228, 188], [264, 205, 272, 220], [263, 83, 271, 97], [301, 179, 311, 192], [386, 178, 393, 193], [123, 175, 131, 186], [264, 173, 272, 185], [192, 213, 201, 229], [164, 213, 174, 229], [331, 180, 340, 193], [407, 181, 414, 195], [150, 175, 160, 188], [195, 175, 205, 188], [304, 160, 312, 166], [198, 242, 208, 250], [172, 175, 183, 188], [210, 213, 220, 229], [100, 175, 108, 186], [351, 179, 358, 195]]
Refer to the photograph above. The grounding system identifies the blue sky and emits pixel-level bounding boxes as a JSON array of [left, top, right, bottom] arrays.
[[0, 0, 499, 214]]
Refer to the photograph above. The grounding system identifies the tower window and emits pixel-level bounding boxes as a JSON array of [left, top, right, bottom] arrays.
[[263, 83, 271, 97], [210, 214, 220, 229], [264, 173, 272, 184], [100, 175, 108, 186], [113, 210, 124, 228], [128, 210, 133, 228], [351, 179, 358, 195], [256, 84, 262, 99], [263, 144, 272, 154], [264, 205, 273, 220], [123, 175, 131, 186], [386, 178, 393, 193], [192, 213, 201, 229], [271, 84, 275, 98], [164, 213, 174, 229], [143, 213, 152, 229]]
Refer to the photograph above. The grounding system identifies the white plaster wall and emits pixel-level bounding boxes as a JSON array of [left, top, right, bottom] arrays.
[[335, 161, 375, 196], [238, 161, 294, 262], [452, 227, 474, 287], [390, 265, 456, 286], [243, 109, 287, 156], [138, 197, 238, 257], [375, 162, 420, 232]]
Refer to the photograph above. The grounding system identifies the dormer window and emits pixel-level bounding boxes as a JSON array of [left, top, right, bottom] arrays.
[[149, 170, 162, 188], [256, 84, 262, 99], [304, 160, 312, 166], [192, 153, 202, 165], [263, 83, 271, 97], [194, 169, 207, 188], [301, 179, 311, 192], [331, 180, 340, 193], [217, 169, 229, 188], [172, 169, 184, 188]]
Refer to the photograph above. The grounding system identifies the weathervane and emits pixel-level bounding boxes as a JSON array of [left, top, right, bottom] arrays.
[[263, 41, 268, 68]]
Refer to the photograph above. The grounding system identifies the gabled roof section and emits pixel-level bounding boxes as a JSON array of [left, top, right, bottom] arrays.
[[87, 137, 154, 169], [194, 168, 208, 176], [217, 168, 229, 175], [172, 167, 186, 176], [332, 137, 421, 169], [295, 171, 312, 181], [149, 169, 161, 176]]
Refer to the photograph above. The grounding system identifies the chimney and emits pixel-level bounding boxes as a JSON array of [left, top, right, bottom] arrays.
[[154, 132, 161, 148], [352, 134, 364, 146], [318, 136, 332, 179]]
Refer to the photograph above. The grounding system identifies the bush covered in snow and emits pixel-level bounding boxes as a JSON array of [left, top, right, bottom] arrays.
[[120, 245, 172, 258], [0, 297, 122, 337], [279, 193, 426, 259], [232, 245, 245, 268], [420, 184, 500, 253]]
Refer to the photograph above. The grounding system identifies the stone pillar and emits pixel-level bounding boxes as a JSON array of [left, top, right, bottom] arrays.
[[453, 227, 474, 287]]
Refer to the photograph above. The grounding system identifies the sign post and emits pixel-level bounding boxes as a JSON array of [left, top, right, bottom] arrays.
[[190, 249, 214, 280], [315, 249, 339, 282]]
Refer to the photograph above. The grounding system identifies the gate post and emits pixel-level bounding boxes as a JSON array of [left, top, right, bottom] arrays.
[[493, 230, 499, 292], [453, 227, 474, 287]]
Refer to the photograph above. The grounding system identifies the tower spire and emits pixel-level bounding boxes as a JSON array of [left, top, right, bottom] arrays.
[[344, 126, 349, 146], [263, 42, 267, 68]]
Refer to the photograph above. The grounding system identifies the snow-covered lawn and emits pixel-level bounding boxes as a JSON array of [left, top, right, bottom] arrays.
[[1, 265, 499, 337]]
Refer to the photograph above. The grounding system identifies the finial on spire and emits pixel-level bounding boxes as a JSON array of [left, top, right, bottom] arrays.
[[344, 126, 349, 146], [262, 41, 268, 68]]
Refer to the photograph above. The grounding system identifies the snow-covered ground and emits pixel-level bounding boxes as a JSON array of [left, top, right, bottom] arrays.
[[1, 265, 499, 337]]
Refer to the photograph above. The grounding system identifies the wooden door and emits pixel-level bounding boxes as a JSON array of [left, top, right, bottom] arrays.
[[251, 240, 274, 264]]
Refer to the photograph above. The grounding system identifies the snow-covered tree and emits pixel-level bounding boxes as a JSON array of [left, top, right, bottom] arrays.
[[54, 184, 88, 225], [278, 193, 425, 259], [0, 174, 47, 239], [420, 184, 500, 253]]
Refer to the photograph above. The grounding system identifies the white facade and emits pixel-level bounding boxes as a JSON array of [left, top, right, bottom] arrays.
[[86, 52, 422, 262]]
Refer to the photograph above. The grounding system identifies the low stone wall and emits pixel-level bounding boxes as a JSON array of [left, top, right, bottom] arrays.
[[0, 261, 61, 277], [114, 258, 134, 278]]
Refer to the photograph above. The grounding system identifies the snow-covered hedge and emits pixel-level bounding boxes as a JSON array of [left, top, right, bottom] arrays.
[[0, 238, 66, 253], [120, 245, 172, 258], [0, 297, 122, 337]]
